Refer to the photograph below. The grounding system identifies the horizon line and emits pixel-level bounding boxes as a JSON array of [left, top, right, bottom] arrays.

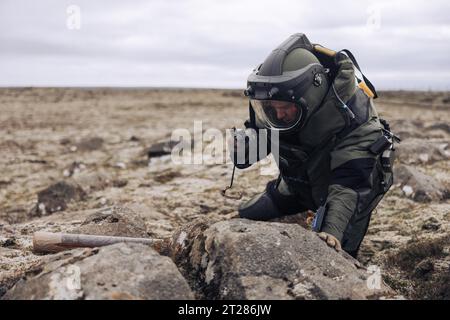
[[0, 86, 449, 93]]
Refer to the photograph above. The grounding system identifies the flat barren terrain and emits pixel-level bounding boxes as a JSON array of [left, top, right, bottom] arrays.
[[1, 88, 449, 299]]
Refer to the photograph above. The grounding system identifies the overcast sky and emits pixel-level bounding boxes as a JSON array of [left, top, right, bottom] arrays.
[[1, 0, 449, 89]]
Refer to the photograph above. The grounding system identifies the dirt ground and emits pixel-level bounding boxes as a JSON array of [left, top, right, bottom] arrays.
[[0, 88, 449, 299]]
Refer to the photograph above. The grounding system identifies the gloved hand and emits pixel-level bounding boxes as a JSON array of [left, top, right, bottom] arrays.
[[317, 232, 342, 252], [227, 128, 255, 169]]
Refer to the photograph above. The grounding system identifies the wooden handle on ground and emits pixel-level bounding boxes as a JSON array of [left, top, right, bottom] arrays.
[[33, 231, 161, 253]]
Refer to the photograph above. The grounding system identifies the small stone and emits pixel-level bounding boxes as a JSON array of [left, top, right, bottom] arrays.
[[421, 217, 441, 231], [63, 162, 87, 177], [114, 162, 126, 169], [0, 179, 12, 187], [38, 203, 47, 215], [76, 137, 104, 152], [413, 259, 434, 278], [112, 179, 128, 188], [402, 185, 414, 197], [418, 153, 429, 163], [1, 238, 16, 247], [72, 171, 112, 192], [60, 138, 71, 145], [147, 140, 190, 158]]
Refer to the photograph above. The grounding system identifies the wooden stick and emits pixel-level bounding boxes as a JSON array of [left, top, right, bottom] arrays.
[[33, 231, 162, 253]]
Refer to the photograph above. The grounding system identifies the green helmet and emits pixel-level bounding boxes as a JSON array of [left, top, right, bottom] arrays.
[[245, 33, 329, 132]]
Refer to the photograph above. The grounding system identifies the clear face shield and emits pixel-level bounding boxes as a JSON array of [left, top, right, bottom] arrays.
[[250, 99, 304, 131]]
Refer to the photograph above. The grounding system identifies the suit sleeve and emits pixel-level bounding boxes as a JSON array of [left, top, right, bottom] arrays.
[[320, 114, 383, 241]]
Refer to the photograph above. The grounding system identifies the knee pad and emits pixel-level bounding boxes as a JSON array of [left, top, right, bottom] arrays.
[[238, 191, 282, 221], [239, 179, 304, 220], [266, 179, 303, 215]]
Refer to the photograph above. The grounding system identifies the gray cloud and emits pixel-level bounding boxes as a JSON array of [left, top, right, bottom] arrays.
[[1, 0, 449, 89]]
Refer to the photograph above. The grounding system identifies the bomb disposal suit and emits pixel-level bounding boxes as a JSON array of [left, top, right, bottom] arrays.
[[231, 34, 396, 257]]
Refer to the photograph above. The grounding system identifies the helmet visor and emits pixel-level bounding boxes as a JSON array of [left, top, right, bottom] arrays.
[[250, 99, 303, 131]]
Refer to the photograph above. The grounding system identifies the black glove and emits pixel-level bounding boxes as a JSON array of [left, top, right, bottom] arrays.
[[265, 179, 303, 215], [229, 127, 266, 169]]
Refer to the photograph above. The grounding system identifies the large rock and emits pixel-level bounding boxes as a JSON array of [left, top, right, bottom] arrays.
[[29, 181, 87, 216], [2, 243, 194, 300], [146, 138, 193, 159], [426, 122, 450, 134], [72, 171, 112, 192], [394, 165, 449, 202], [73, 206, 148, 238], [396, 139, 449, 165], [390, 120, 425, 140], [170, 219, 394, 300], [75, 137, 104, 152], [147, 140, 179, 158]]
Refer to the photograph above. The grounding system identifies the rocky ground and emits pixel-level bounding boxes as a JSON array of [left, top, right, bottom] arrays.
[[0, 88, 449, 299]]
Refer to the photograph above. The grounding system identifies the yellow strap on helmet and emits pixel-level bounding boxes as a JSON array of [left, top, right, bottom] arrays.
[[314, 44, 376, 98], [358, 81, 375, 98], [313, 44, 336, 57]]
